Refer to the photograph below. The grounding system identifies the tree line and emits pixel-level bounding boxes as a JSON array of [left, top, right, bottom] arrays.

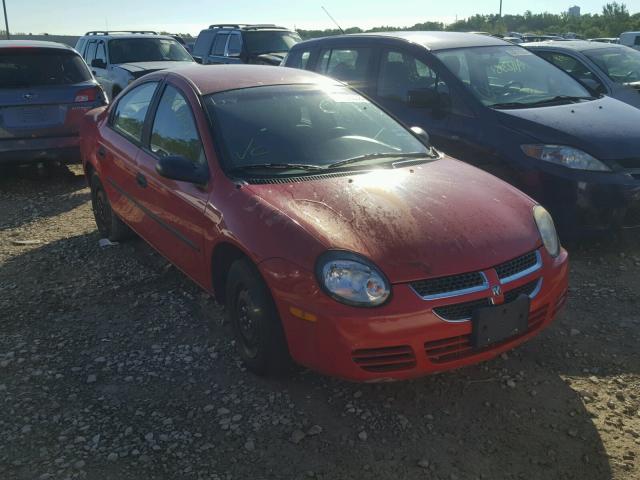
[[298, 2, 639, 40]]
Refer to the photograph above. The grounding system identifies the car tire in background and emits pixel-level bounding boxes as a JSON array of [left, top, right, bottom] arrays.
[[225, 258, 293, 376], [90, 173, 132, 242]]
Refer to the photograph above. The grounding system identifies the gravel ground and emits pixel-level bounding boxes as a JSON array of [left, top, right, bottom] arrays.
[[0, 164, 639, 480]]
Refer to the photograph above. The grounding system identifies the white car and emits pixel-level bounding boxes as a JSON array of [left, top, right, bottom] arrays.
[[620, 31, 640, 51], [74, 31, 194, 100]]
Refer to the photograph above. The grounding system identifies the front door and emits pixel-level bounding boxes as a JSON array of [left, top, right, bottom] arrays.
[[101, 81, 159, 231], [135, 83, 211, 286]]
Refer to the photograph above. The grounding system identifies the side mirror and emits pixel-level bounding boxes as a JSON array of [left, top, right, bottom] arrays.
[[91, 59, 107, 69], [410, 126, 431, 147], [156, 155, 209, 185]]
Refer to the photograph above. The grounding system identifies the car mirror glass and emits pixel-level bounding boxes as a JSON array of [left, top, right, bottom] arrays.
[[156, 155, 209, 185]]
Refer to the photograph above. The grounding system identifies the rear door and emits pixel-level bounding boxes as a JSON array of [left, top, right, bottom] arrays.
[[100, 81, 160, 232], [134, 82, 210, 285], [0, 47, 97, 141]]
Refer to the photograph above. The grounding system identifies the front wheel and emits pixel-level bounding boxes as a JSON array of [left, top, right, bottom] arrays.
[[225, 259, 292, 376]]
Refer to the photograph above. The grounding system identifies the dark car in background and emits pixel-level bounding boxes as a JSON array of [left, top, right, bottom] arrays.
[[192, 24, 301, 66], [284, 31, 640, 234], [524, 41, 640, 109], [0, 40, 107, 165], [75, 31, 194, 100]]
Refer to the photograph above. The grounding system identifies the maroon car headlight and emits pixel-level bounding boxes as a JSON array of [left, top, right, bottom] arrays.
[[316, 251, 390, 307], [533, 206, 560, 257]]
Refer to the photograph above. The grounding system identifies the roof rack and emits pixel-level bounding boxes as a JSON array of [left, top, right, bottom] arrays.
[[84, 30, 158, 36], [207, 24, 283, 30]]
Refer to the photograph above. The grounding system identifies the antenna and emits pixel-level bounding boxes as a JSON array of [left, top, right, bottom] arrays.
[[321, 6, 344, 34]]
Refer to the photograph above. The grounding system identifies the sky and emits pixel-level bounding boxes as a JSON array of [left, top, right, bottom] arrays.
[[3, 0, 638, 36]]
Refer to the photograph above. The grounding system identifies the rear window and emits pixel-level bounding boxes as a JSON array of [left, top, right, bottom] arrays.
[[0, 49, 92, 88], [243, 31, 301, 55]]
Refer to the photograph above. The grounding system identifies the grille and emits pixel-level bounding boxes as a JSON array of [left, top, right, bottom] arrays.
[[352, 345, 416, 372], [495, 251, 539, 281], [616, 158, 640, 169], [245, 171, 364, 184], [425, 304, 549, 364], [503, 279, 540, 303], [623, 205, 640, 227], [433, 298, 491, 322], [410, 271, 486, 298]]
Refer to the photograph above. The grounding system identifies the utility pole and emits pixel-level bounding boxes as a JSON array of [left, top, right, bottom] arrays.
[[2, 0, 9, 39], [499, 0, 503, 18]]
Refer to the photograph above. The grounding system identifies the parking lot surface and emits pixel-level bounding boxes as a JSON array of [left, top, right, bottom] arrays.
[[1, 165, 639, 480]]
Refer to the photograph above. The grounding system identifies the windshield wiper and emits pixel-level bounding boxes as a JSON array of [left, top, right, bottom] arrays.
[[228, 163, 325, 173], [491, 95, 595, 109], [327, 152, 431, 169]]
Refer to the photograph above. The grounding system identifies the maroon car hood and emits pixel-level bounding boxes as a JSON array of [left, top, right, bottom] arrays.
[[247, 158, 542, 283]]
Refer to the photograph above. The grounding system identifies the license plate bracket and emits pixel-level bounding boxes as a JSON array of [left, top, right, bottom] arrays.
[[471, 295, 530, 348]]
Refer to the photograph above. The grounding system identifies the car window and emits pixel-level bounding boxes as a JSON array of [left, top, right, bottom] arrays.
[[0, 49, 93, 88], [286, 49, 311, 69], [108, 38, 192, 64], [193, 30, 216, 57], [95, 42, 107, 65], [434, 45, 590, 108], [211, 33, 229, 56], [317, 48, 373, 85], [85, 41, 97, 63], [377, 50, 440, 99], [537, 51, 606, 94], [206, 84, 430, 173], [227, 34, 242, 56], [243, 31, 301, 55], [150, 85, 205, 166], [112, 82, 158, 142], [583, 47, 640, 84]]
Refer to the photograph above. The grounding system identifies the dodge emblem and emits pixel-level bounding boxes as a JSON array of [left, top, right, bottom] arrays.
[[492, 285, 502, 297]]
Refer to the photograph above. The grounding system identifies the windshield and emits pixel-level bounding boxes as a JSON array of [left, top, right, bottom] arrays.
[[0, 49, 92, 88], [108, 38, 193, 64], [435, 45, 591, 108], [243, 31, 301, 55], [583, 47, 640, 84], [205, 84, 430, 174]]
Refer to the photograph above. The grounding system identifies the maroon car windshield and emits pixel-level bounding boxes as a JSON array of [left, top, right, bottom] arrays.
[[0, 49, 92, 88]]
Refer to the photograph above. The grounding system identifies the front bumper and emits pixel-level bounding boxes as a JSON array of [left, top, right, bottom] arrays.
[[0, 135, 81, 165], [260, 248, 569, 382], [520, 164, 640, 233]]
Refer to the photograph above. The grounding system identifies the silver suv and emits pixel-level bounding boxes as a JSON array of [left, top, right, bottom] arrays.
[[75, 31, 194, 100]]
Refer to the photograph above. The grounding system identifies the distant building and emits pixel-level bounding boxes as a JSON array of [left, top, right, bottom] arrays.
[[568, 5, 581, 17]]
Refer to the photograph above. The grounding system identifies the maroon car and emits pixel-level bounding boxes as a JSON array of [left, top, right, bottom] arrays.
[[0, 40, 107, 165], [80, 65, 568, 381]]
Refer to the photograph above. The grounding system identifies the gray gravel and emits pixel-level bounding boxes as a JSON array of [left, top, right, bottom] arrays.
[[0, 164, 639, 479]]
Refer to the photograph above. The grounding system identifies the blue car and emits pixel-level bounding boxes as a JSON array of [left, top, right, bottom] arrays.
[[283, 32, 640, 234], [0, 40, 107, 165], [524, 40, 640, 110]]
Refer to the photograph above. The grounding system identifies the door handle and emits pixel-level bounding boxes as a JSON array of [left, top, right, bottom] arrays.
[[97, 146, 106, 159], [136, 172, 148, 188]]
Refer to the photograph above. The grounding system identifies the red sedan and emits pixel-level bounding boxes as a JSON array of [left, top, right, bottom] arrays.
[[80, 64, 569, 381]]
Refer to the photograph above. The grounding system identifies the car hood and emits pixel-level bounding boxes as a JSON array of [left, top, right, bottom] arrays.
[[494, 96, 640, 161], [246, 158, 542, 283], [116, 61, 193, 74]]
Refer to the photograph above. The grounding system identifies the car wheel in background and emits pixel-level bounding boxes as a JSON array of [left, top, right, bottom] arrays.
[[90, 173, 132, 242], [225, 258, 292, 376]]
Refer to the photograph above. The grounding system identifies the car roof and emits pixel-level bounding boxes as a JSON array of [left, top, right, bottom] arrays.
[[295, 31, 509, 51], [523, 39, 629, 51], [148, 64, 338, 96], [205, 24, 292, 31], [80, 32, 174, 40], [0, 39, 75, 51]]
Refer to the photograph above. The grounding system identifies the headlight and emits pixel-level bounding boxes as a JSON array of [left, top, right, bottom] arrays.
[[521, 144, 611, 171], [533, 206, 560, 257], [316, 251, 390, 307]]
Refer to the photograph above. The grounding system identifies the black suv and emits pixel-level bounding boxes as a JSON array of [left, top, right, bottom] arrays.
[[192, 24, 301, 66]]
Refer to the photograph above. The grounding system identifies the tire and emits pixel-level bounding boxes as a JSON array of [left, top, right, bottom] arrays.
[[225, 258, 292, 376], [90, 173, 132, 242]]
